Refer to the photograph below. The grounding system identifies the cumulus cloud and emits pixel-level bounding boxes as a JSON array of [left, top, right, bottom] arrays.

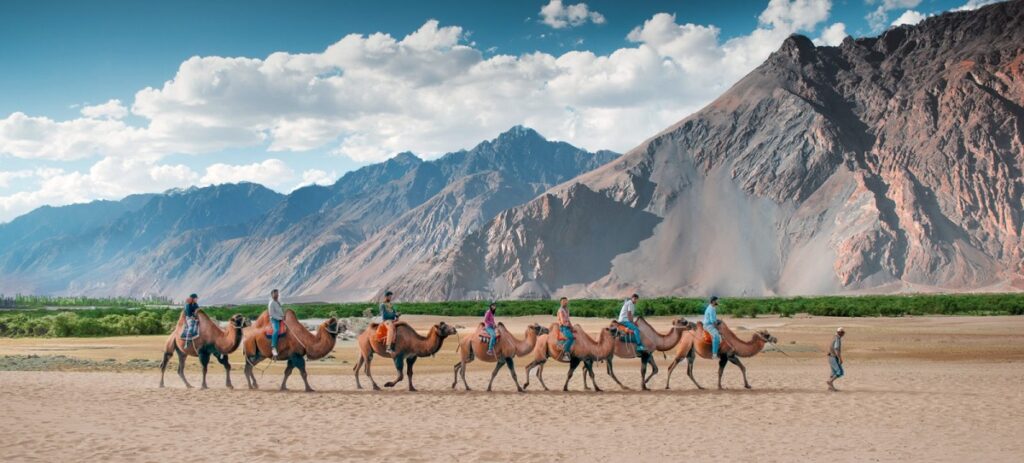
[[1, 0, 838, 221], [866, 0, 922, 31], [891, 10, 927, 26], [80, 99, 129, 119], [199, 159, 295, 189], [0, 170, 35, 189], [814, 22, 848, 46], [297, 169, 337, 189], [539, 1, 606, 29], [954, 0, 1006, 11]]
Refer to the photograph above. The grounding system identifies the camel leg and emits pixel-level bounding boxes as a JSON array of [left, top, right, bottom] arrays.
[[523, 360, 538, 390], [605, 357, 629, 390], [175, 348, 192, 389], [353, 355, 364, 390], [686, 351, 703, 390], [644, 355, 660, 389], [486, 360, 505, 392], [281, 358, 295, 391], [159, 351, 172, 388], [585, 360, 602, 392], [506, 358, 524, 393], [460, 360, 471, 391], [583, 365, 591, 391], [728, 355, 751, 389], [405, 357, 418, 392], [563, 357, 581, 392], [664, 356, 682, 390], [717, 354, 728, 390], [215, 354, 233, 389], [294, 355, 314, 392], [537, 362, 549, 391], [452, 362, 462, 390], [244, 355, 261, 390], [198, 350, 211, 390], [384, 355, 405, 388], [364, 354, 381, 391]]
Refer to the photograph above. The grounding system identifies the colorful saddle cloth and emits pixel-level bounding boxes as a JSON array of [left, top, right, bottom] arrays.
[[610, 321, 636, 342], [263, 322, 288, 338], [180, 317, 199, 341], [477, 324, 499, 343], [375, 323, 388, 343]]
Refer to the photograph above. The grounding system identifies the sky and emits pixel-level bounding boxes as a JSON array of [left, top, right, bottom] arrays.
[[0, 0, 1006, 222]]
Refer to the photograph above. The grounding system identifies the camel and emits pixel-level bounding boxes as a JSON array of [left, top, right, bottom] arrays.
[[599, 317, 693, 391], [451, 322, 549, 392], [663, 321, 777, 390], [522, 323, 619, 392], [354, 320, 458, 391], [241, 310, 343, 392], [159, 310, 248, 389]]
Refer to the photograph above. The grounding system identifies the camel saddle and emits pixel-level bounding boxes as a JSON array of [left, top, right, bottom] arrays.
[[476, 323, 500, 343], [262, 322, 288, 338], [180, 317, 200, 341], [702, 331, 712, 344], [375, 323, 388, 343], [610, 321, 635, 336]]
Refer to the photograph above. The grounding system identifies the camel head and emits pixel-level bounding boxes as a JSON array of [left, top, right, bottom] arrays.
[[228, 314, 250, 329], [435, 321, 458, 338], [324, 317, 341, 336], [528, 323, 550, 335], [755, 330, 777, 344], [672, 317, 694, 330]]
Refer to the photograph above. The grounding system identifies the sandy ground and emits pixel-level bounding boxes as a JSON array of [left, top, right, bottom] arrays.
[[1, 315, 1022, 462]]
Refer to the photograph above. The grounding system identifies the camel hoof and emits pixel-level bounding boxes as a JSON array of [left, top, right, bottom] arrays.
[[408, 387, 417, 392], [384, 382, 395, 388], [305, 387, 315, 393], [226, 384, 234, 390], [372, 385, 381, 391], [280, 387, 288, 391], [517, 388, 525, 393], [744, 384, 752, 389], [201, 385, 208, 390]]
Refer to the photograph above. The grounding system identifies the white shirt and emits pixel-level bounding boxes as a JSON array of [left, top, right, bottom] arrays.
[[268, 298, 285, 320], [618, 299, 635, 323]]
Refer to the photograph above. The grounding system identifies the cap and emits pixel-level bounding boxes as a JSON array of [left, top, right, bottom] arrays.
[[837, 327, 845, 333], [189, 293, 198, 299], [384, 291, 394, 297], [709, 296, 719, 303]]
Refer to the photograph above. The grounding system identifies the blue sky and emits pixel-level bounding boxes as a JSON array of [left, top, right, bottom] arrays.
[[0, 0, 1002, 222]]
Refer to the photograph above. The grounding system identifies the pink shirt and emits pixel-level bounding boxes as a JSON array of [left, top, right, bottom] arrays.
[[484, 308, 496, 328]]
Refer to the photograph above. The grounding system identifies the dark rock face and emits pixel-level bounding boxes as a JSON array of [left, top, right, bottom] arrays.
[[390, 1, 1024, 299]]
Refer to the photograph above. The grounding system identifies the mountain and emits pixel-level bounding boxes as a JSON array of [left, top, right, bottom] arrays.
[[387, 1, 1024, 300], [0, 127, 617, 301]]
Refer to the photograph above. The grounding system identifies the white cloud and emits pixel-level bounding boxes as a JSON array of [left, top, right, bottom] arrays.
[[954, 0, 1006, 11], [814, 22, 848, 46], [0, 170, 35, 189], [200, 159, 295, 189], [0, 158, 197, 222], [866, 0, 922, 31], [296, 169, 337, 189], [891, 10, 927, 26], [80, 99, 128, 119], [539, 1, 606, 29], [1, 1, 839, 221]]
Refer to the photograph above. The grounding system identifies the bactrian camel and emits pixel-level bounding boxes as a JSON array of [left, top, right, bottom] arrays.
[[452, 322, 549, 392], [522, 323, 619, 392], [600, 317, 692, 391], [242, 310, 343, 392], [354, 320, 458, 391], [160, 310, 248, 389], [664, 321, 777, 390]]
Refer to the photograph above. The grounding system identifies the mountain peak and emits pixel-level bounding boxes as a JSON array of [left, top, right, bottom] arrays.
[[776, 34, 817, 63], [495, 125, 544, 142], [390, 151, 422, 164]]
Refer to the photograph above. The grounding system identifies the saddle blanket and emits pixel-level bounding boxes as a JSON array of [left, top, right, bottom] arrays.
[[263, 323, 288, 338], [180, 317, 199, 341]]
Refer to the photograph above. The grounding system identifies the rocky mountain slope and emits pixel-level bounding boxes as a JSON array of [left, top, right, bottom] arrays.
[[0, 127, 616, 301], [388, 1, 1024, 300]]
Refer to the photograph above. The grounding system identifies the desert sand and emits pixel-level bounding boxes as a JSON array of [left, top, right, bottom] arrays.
[[1, 315, 1022, 462]]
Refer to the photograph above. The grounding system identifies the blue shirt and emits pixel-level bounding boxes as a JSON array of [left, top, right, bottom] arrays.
[[703, 304, 718, 327], [380, 303, 397, 321], [184, 302, 199, 318]]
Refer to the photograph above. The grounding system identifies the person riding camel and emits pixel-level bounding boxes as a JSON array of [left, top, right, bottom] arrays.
[[378, 291, 400, 354], [704, 296, 722, 358], [483, 302, 498, 356], [181, 293, 201, 346], [268, 289, 285, 359], [557, 297, 574, 361], [617, 293, 645, 354]]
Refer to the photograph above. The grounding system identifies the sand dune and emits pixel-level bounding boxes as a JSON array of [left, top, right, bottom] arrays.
[[1, 315, 1022, 462]]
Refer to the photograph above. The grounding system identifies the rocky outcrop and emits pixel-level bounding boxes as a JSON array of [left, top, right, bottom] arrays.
[[390, 1, 1024, 299]]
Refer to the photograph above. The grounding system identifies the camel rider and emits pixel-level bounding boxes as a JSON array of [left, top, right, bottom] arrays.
[[379, 291, 399, 354], [618, 293, 645, 354], [268, 289, 285, 359], [557, 297, 574, 361], [704, 296, 722, 358], [181, 293, 200, 343], [484, 302, 497, 356]]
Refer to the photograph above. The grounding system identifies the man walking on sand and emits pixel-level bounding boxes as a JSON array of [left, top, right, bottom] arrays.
[[827, 327, 845, 391]]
